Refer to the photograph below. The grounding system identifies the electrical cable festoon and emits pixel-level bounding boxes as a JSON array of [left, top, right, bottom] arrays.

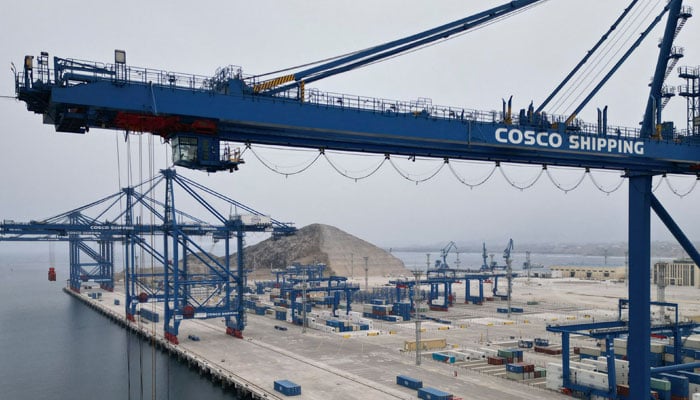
[[498, 163, 544, 190], [388, 155, 446, 184], [447, 161, 498, 189], [545, 167, 588, 193], [588, 170, 626, 194], [323, 151, 386, 181], [664, 175, 699, 198], [247, 145, 322, 177], [244, 144, 697, 197]]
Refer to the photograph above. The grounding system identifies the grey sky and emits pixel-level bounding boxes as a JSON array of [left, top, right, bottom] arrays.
[[1, 0, 699, 248]]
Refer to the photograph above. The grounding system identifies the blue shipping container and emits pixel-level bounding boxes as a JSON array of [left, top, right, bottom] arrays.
[[417, 387, 453, 400], [396, 375, 423, 390], [506, 363, 524, 373], [273, 380, 301, 396]]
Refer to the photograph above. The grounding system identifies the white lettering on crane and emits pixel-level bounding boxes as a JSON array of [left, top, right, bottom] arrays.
[[495, 128, 644, 155]]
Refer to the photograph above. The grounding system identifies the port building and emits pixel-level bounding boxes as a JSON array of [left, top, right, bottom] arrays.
[[653, 259, 700, 288], [549, 266, 625, 280]]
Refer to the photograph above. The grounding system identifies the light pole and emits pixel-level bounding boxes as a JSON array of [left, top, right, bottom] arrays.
[[363, 256, 369, 291], [412, 269, 423, 366]]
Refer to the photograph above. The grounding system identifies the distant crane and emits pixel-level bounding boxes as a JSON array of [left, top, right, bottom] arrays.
[[503, 239, 514, 319], [435, 241, 458, 269]]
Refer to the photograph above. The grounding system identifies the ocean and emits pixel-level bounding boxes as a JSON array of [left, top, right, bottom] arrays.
[[0, 246, 239, 400]]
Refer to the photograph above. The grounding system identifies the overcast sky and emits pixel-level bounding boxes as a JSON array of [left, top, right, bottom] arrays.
[[1, 0, 699, 249]]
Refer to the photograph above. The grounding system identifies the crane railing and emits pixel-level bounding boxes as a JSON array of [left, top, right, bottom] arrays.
[[19, 56, 700, 143]]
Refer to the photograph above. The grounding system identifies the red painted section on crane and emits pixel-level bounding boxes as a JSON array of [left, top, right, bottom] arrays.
[[114, 112, 217, 136]]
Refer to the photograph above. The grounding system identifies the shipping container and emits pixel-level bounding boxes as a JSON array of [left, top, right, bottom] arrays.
[[432, 352, 456, 363], [396, 375, 423, 390], [273, 380, 301, 396], [417, 387, 453, 400], [404, 338, 447, 352]]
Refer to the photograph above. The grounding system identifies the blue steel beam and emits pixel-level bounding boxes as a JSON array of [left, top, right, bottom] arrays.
[[536, 0, 640, 113], [565, 3, 671, 125], [628, 174, 652, 400], [650, 193, 700, 267], [260, 0, 544, 92], [641, 0, 684, 137]]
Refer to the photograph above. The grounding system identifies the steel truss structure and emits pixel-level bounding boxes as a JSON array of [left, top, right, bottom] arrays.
[[0, 169, 295, 343]]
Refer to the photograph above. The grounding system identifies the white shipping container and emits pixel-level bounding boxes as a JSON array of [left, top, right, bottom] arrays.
[[570, 361, 598, 371], [580, 346, 602, 357], [685, 335, 700, 350], [479, 347, 498, 357], [575, 370, 609, 391], [693, 393, 700, 400], [592, 357, 622, 371], [690, 383, 700, 394], [650, 341, 665, 354]]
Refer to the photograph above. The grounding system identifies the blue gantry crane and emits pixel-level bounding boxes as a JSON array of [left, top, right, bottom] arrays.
[[0, 169, 295, 343], [12, 0, 700, 397]]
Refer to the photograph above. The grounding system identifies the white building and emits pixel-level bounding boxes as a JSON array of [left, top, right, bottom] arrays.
[[653, 259, 700, 288]]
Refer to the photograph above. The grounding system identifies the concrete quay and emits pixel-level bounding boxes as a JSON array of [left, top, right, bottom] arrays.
[[66, 280, 628, 400]]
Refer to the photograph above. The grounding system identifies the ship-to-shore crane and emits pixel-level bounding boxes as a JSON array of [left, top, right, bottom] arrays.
[[12, 0, 700, 397]]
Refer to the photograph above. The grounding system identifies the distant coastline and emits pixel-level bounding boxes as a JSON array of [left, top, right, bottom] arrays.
[[387, 240, 695, 259]]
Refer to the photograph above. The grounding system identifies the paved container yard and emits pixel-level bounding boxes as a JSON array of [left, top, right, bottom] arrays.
[[69, 277, 700, 399]]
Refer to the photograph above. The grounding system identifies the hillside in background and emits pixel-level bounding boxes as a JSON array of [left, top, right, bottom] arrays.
[[227, 223, 408, 279]]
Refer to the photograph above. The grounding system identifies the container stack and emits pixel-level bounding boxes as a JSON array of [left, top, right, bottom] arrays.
[[497, 348, 524, 363], [506, 362, 536, 381], [362, 300, 402, 322], [392, 302, 412, 321]]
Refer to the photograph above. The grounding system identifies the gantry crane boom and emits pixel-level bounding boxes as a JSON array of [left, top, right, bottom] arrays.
[[14, 1, 700, 175]]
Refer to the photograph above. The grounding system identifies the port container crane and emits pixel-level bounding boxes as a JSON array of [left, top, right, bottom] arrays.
[[12, 0, 700, 397], [0, 169, 295, 343]]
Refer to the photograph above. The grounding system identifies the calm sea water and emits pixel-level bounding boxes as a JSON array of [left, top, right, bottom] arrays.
[[0, 246, 238, 400]]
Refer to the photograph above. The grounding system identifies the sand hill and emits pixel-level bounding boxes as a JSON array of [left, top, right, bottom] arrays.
[[241, 223, 407, 279]]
